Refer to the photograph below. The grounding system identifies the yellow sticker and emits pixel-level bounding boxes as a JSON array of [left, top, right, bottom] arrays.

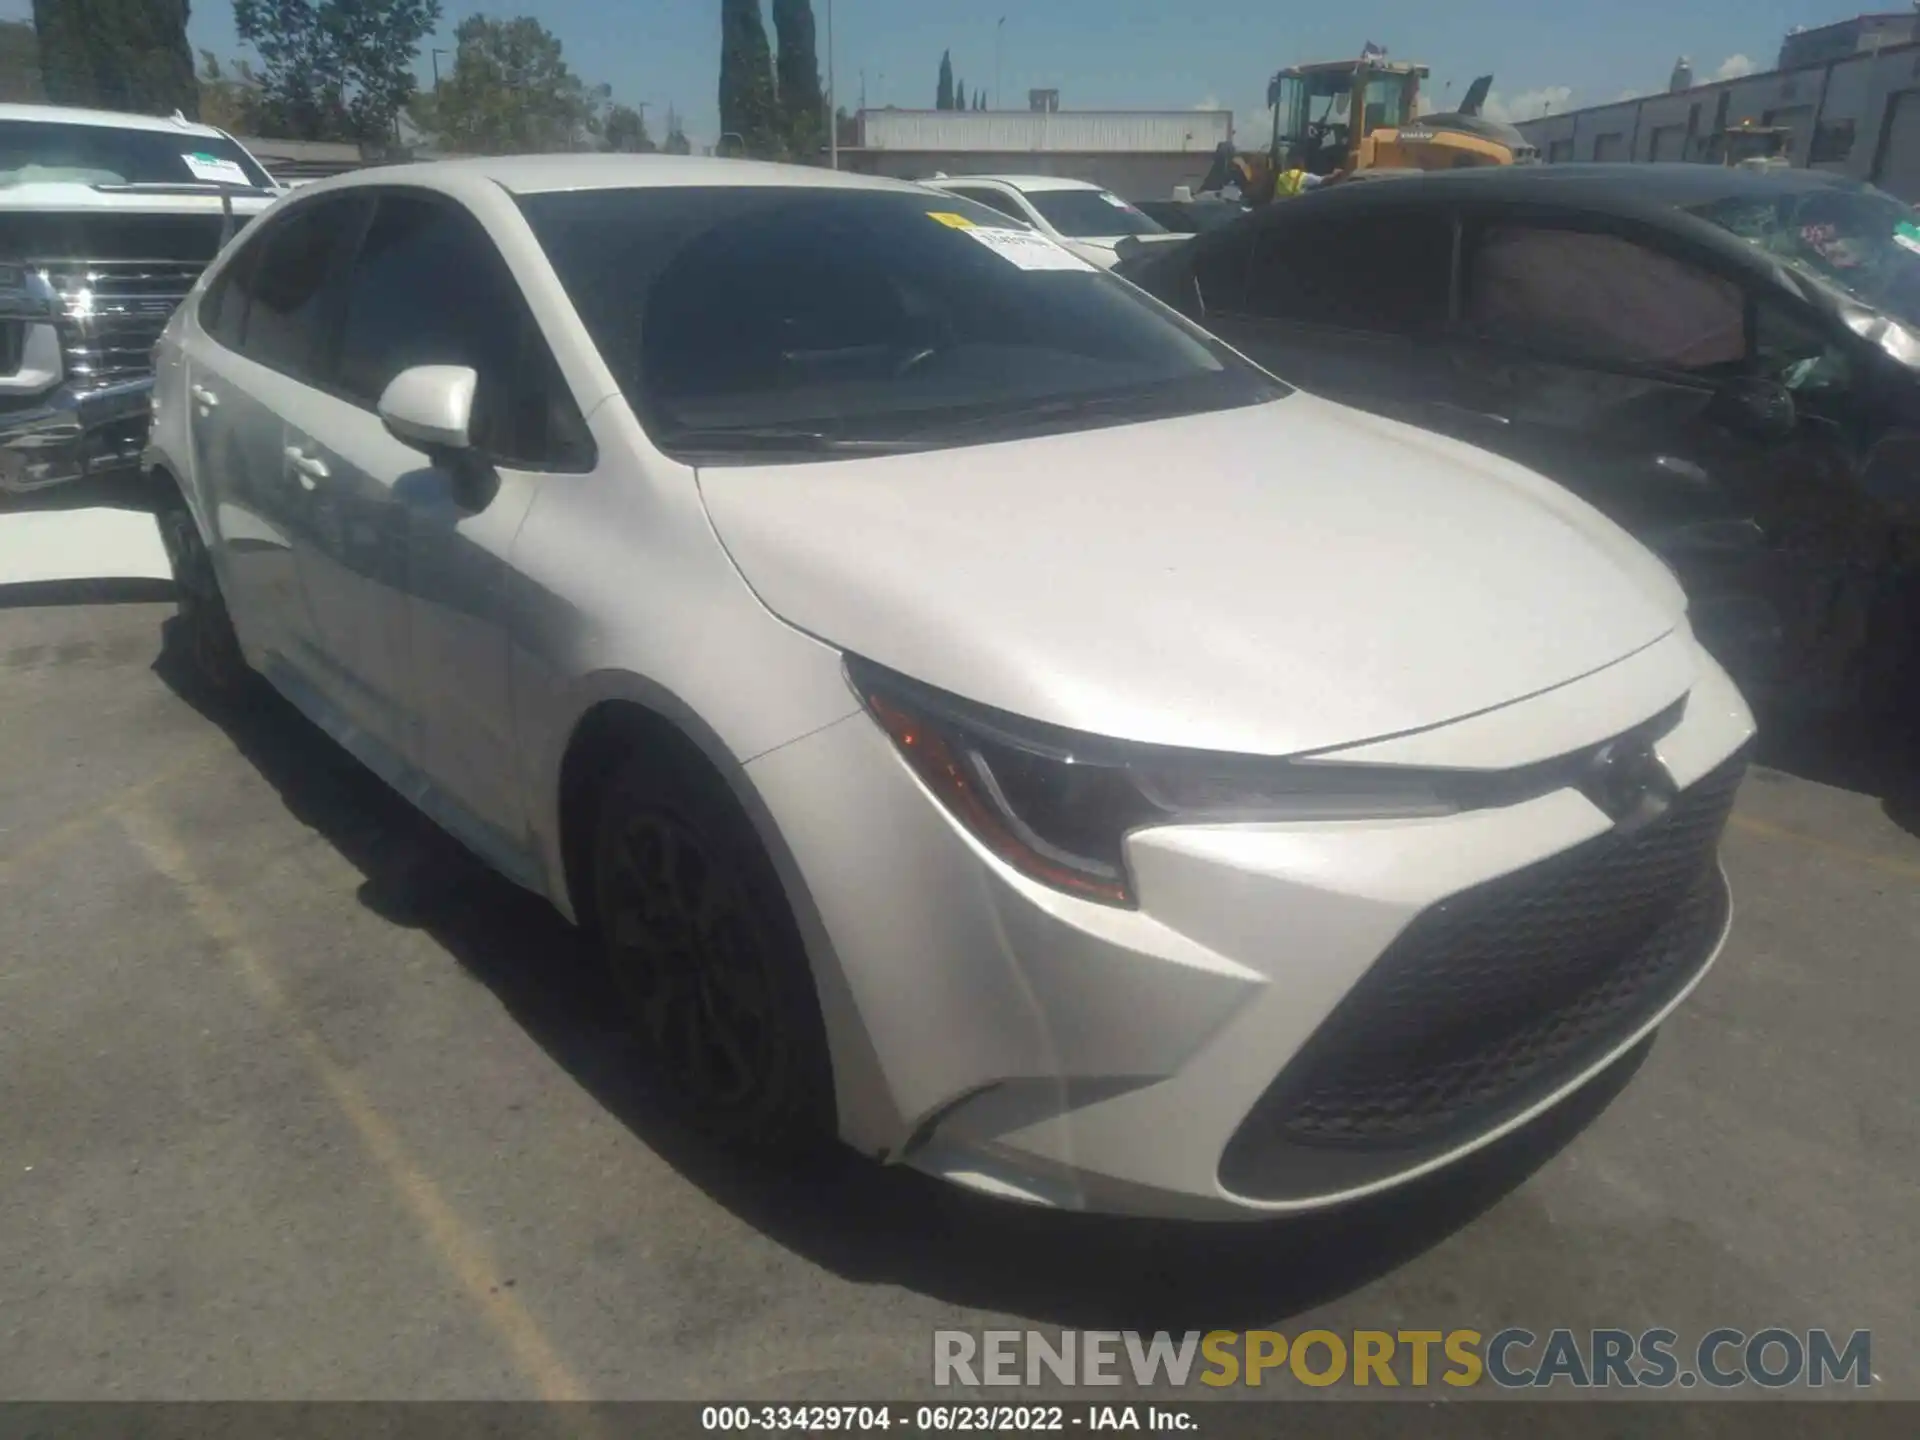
[[927, 211, 976, 229]]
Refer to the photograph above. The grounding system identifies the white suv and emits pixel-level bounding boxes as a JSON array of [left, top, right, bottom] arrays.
[[145, 155, 1754, 1220]]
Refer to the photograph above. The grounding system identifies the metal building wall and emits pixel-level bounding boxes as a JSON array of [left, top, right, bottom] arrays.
[[856, 109, 1234, 155]]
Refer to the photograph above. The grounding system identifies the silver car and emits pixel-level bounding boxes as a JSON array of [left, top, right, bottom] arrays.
[[144, 155, 1755, 1220]]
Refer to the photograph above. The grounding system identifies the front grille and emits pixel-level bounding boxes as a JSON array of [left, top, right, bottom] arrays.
[[1218, 750, 1746, 1198], [33, 258, 205, 391]]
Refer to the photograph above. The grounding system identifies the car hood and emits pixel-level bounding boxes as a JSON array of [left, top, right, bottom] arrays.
[[697, 392, 1687, 757]]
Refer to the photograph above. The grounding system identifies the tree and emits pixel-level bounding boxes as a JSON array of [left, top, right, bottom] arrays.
[[33, 0, 198, 117], [197, 49, 266, 135], [954, 73, 965, 114], [0, 20, 46, 103], [602, 102, 654, 154], [719, 0, 779, 157], [936, 49, 953, 110], [976, 88, 986, 111], [771, 0, 823, 159], [414, 14, 603, 154], [232, 0, 439, 145]]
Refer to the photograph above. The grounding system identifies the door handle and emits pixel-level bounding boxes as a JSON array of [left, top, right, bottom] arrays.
[[189, 384, 219, 408], [285, 446, 330, 489]]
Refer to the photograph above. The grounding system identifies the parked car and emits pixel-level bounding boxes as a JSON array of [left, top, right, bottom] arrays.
[[920, 173, 1189, 269], [146, 156, 1754, 1220], [1115, 164, 1920, 718], [0, 102, 281, 496], [1132, 194, 1248, 234]]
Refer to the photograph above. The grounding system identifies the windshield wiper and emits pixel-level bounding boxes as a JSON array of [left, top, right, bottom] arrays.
[[660, 425, 933, 455]]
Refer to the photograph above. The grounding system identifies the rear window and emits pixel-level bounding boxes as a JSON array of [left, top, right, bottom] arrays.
[[1026, 188, 1168, 238], [0, 121, 274, 191], [518, 185, 1284, 457]]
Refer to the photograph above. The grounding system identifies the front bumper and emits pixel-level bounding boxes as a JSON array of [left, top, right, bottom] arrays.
[[0, 378, 153, 495], [745, 629, 1757, 1220]]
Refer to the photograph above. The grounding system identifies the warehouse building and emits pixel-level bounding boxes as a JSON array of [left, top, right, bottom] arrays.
[[836, 102, 1237, 199], [1515, 18, 1920, 200]]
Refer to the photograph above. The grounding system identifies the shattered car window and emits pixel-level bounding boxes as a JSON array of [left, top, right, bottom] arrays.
[[0, 120, 275, 190], [1466, 226, 1747, 372], [1690, 185, 1920, 331]]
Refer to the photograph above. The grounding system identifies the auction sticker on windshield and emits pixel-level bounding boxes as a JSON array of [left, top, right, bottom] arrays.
[[181, 152, 250, 185], [935, 216, 1098, 272]]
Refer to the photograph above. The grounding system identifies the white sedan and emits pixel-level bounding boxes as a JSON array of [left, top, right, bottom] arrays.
[[922, 172, 1190, 269], [144, 155, 1753, 1220]]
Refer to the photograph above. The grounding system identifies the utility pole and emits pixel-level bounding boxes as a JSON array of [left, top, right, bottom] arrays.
[[995, 16, 1005, 110], [828, 0, 838, 169], [431, 48, 450, 86]]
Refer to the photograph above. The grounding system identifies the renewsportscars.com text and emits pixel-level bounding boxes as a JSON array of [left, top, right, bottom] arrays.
[[932, 1328, 1873, 1390]]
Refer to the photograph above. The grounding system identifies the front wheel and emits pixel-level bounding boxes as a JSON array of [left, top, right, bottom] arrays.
[[590, 751, 837, 1154], [155, 489, 253, 698]]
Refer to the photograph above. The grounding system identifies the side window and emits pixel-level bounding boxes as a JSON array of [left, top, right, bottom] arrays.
[[944, 186, 1031, 225], [1464, 224, 1746, 373], [1243, 210, 1454, 334], [197, 242, 257, 351], [239, 197, 366, 381], [332, 193, 593, 471]]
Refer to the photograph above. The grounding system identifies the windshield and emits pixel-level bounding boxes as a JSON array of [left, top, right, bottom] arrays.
[[1689, 184, 1920, 329], [1025, 188, 1169, 238], [0, 121, 275, 191], [519, 185, 1283, 457]]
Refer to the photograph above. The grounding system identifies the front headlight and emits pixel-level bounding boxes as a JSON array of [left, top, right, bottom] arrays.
[[846, 658, 1465, 907]]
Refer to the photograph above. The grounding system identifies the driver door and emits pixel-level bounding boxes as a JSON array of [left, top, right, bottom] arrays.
[[1434, 212, 1886, 697]]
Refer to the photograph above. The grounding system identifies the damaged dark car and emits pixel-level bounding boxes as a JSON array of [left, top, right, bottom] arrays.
[[1115, 164, 1920, 721]]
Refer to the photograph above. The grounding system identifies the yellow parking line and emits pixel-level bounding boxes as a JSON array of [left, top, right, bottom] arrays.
[[118, 806, 594, 1404], [0, 740, 220, 882], [1729, 812, 1920, 881]]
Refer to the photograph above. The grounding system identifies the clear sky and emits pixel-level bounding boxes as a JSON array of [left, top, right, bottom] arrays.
[[1, 1, 1896, 146]]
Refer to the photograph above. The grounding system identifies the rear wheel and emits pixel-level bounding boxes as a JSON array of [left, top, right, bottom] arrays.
[[155, 487, 252, 698], [590, 750, 836, 1154]]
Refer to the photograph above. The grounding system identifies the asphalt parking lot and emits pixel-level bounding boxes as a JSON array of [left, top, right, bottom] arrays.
[[1, 496, 1916, 1406]]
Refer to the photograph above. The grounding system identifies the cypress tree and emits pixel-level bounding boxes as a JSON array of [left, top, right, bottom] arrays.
[[719, 0, 779, 155], [771, 0, 824, 158], [936, 50, 953, 110]]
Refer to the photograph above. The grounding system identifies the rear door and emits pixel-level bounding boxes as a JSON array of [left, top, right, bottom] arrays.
[[184, 193, 367, 682], [1197, 202, 1463, 426]]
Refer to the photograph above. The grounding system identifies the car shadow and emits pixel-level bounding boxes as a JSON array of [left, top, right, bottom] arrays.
[[1751, 704, 1920, 842], [153, 629, 1648, 1331]]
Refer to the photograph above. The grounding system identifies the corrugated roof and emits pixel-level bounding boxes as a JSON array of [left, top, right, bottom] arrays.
[[856, 109, 1234, 154]]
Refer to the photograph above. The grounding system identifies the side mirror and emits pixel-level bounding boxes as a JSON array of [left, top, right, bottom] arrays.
[[379, 365, 478, 457], [1713, 376, 1797, 443]]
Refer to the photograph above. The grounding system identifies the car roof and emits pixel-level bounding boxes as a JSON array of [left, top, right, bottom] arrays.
[[0, 100, 234, 140], [928, 174, 1105, 193], [1295, 161, 1873, 214], [296, 153, 939, 199]]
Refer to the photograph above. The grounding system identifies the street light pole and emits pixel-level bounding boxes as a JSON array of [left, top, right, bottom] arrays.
[[431, 47, 449, 86], [827, 0, 838, 169]]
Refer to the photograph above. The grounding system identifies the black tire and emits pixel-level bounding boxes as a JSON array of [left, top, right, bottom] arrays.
[[155, 488, 254, 699], [590, 749, 837, 1154]]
